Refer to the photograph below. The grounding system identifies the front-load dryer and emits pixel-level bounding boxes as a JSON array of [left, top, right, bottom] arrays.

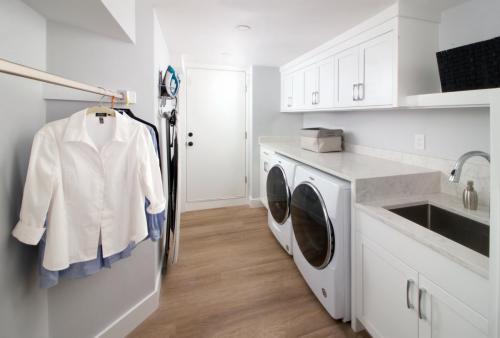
[[291, 165, 351, 321], [266, 154, 298, 255]]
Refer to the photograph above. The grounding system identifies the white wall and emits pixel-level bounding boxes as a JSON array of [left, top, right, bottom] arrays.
[[101, 0, 136, 42], [0, 0, 49, 337], [250, 66, 302, 200], [439, 0, 500, 50], [42, 2, 168, 337], [303, 108, 489, 161]]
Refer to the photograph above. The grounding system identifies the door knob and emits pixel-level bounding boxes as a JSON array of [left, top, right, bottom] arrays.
[[187, 141, 194, 147]]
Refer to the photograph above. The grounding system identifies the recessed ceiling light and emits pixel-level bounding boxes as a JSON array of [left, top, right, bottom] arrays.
[[235, 25, 251, 31]]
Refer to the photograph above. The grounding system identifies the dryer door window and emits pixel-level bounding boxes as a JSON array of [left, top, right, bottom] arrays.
[[266, 165, 290, 225], [291, 182, 334, 269]]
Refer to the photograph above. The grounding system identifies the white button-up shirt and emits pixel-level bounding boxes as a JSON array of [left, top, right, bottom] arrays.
[[12, 109, 166, 271]]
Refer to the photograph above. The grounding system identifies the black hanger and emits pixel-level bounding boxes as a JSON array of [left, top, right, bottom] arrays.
[[115, 108, 162, 172]]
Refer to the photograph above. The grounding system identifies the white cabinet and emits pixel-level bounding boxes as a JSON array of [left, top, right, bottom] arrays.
[[355, 209, 489, 338], [281, 70, 305, 111], [285, 31, 395, 111], [304, 65, 318, 109], [280, 7, 440, 112], [334, 31, 394, 108], [418, 276, 488, 338], [358, 32, 394, 106], [291, 70, 305, 109], [282, 73, 293, 110], [301, 57, 335, 110], [359, 237, 419, 338], [358, 235, 488, 338], [316, 57, 335, 109], [260, 148, 272, 209], [335, 46, 359, 108]]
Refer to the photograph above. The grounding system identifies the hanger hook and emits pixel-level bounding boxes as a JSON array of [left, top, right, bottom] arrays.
[[97, 87, 106, 105]]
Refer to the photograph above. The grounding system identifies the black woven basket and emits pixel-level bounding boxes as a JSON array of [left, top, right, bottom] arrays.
[[436, 36, 500, 92]]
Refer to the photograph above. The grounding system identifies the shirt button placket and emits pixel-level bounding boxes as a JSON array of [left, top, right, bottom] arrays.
[[98, 153, 106, 247]]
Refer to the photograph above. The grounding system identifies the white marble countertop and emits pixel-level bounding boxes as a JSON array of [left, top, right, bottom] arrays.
[[260, 140, 435, 182], [357, 193, 489, 278]]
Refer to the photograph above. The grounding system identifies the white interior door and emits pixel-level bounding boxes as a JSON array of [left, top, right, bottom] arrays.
[[186, 68, 247, 203]]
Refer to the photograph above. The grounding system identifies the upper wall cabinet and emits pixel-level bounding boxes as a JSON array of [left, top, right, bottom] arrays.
[[280, 4, 441, 112]]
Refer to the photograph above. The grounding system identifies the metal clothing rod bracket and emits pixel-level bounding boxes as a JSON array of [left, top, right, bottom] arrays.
[[0, 57, 124, 100]]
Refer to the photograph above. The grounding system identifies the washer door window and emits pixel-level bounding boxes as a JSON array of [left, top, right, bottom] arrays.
[[266, 165, 290, 225], [291, 182, 334, 269]]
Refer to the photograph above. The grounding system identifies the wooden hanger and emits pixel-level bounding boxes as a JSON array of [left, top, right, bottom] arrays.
[[86, 94, 117, 117]]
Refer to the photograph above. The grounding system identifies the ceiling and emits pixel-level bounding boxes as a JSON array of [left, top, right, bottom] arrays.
[[153, 0, 466, 68]]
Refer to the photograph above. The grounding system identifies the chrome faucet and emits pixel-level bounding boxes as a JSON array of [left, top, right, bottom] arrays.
[[449, 151, 490, 183]]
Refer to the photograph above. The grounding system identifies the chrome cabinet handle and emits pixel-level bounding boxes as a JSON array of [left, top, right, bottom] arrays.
[[287, 96, 292, 107], [315, 91, 320, 105], [418, 288, 426, 320], [312, 92, 315, 105], [406, 280, 414, 309], [358, 83, 365, 101], [353, 84, 358, 101]]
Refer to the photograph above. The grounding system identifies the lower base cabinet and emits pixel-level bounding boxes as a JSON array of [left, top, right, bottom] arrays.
[[356, 211, 488, 338], [359, 237, 419, 338], [418, 276, 488, 338]]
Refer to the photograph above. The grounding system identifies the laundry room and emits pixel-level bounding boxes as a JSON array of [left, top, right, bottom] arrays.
[[0, 0, 499, 337]]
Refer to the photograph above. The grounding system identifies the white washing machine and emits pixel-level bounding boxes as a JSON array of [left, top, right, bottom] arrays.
[[266, 154, 299, 255], [291, 165, 351, 321]]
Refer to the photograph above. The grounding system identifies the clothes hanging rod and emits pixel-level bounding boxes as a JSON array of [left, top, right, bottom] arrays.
[[0, 57, 124, 100]]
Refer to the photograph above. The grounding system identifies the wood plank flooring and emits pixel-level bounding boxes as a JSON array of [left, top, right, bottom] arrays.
[[128, 206, 370, 338]]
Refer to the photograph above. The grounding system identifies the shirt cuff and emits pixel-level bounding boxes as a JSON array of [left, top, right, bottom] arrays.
[[12, 220, 46, 245], [146, 200, 166, 214]]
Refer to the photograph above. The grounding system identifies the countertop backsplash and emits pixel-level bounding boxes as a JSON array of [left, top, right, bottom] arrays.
[[345, 143, 491, 209]]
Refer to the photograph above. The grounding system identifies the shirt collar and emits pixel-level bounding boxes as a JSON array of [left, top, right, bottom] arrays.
[[63, 109, 130, 144]]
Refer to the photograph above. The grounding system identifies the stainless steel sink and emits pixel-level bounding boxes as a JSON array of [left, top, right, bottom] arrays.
[[388, 204, 489, 257]]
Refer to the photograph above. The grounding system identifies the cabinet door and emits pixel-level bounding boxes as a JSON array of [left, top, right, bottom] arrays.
[[292, 70, 305, 109], [304, 65, 318, 109], [282, 73, 294, 111], [359, 236, 419, 338], [335, 46, 359, 108], [316, 57, 335, 109], [418, 276, 488, 338], [358, 31, 394, 106], [259, 149, 272, 209]]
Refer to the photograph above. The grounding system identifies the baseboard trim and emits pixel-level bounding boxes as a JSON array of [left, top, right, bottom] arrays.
[[184, 198, 248, 211], [248, 198, 264, 208], [95, 273, 162, 338]]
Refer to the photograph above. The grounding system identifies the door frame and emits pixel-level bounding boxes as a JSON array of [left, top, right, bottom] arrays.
[[178, 63, 251, 212]]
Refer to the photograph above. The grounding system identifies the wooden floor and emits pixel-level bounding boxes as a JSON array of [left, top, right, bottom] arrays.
[[128, 206, 370, 338]]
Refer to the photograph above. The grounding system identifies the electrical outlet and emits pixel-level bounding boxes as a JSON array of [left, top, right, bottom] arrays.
[[414, 134, 425, 150]]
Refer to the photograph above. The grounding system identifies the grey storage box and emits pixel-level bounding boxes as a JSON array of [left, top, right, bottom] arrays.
[[300, 128, 343, 153]]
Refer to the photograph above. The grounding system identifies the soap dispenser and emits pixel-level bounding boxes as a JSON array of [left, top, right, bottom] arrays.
[[463, 181, 478, 210]]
